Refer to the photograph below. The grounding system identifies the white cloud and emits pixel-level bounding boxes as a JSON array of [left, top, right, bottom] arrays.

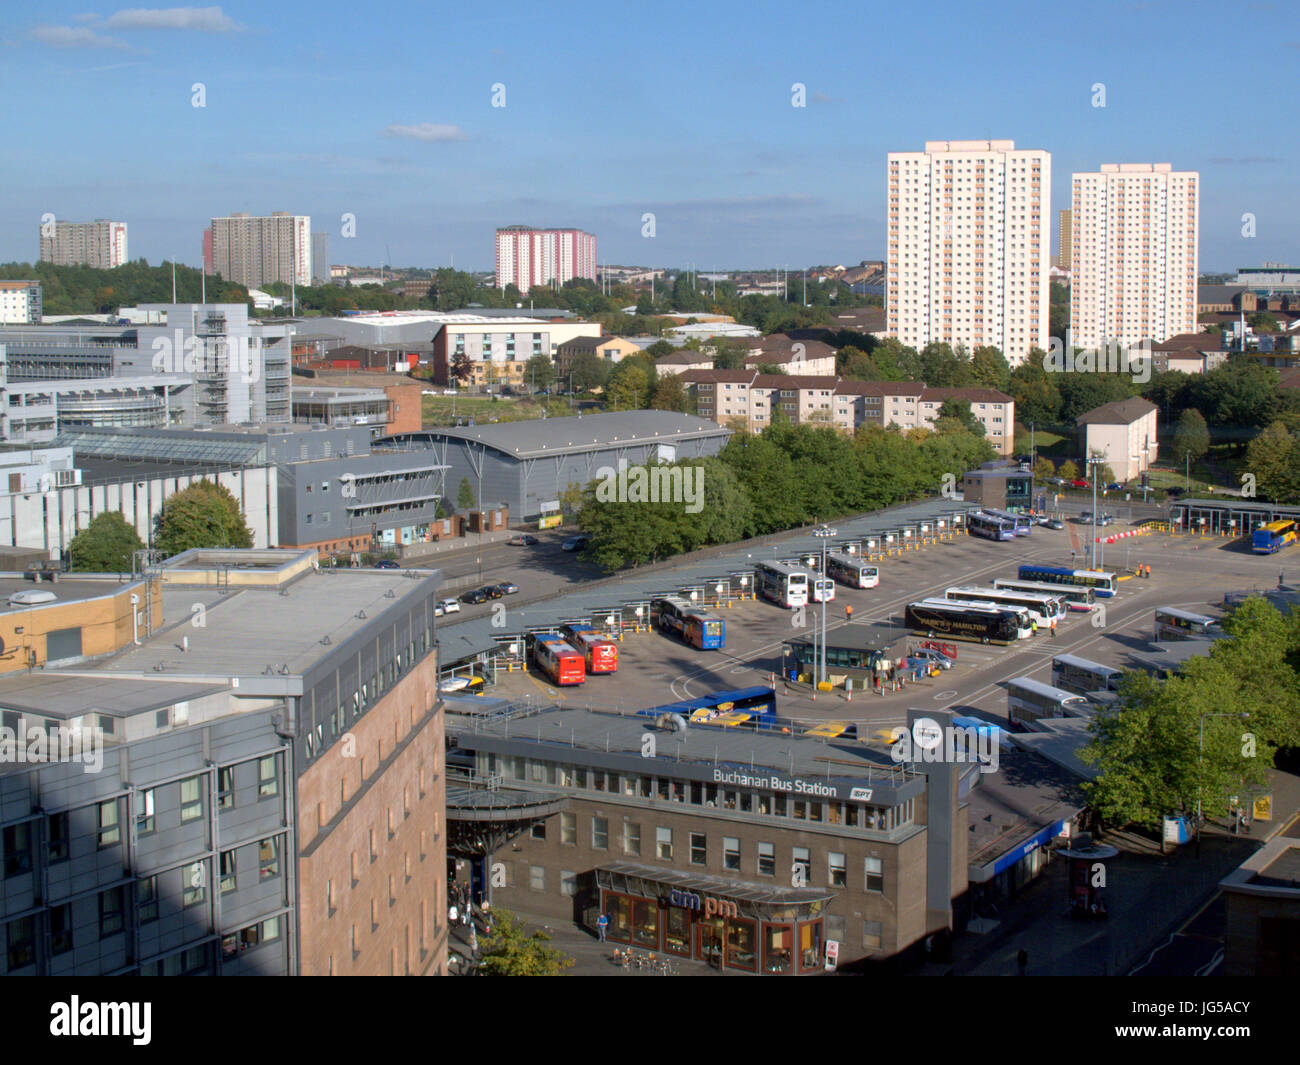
[[102, 6, 243, 32], [381, 123, 468, 142], [29, 24, 130, 49]]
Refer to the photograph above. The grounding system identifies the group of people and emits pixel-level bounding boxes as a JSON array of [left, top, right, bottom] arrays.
[[449, 882, 492, 956]]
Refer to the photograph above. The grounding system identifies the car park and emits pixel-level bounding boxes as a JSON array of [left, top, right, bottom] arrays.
[[459, 588, 488, 605], [508, 534, 540, 546]]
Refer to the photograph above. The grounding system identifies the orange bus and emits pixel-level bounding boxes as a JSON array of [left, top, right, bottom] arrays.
[[560, 624, 619, 674], [530, 634, 586, 686]]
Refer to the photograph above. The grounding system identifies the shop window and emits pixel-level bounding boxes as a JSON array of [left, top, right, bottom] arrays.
[[725, 917, 757, 972], [799, 921, 823, 972], [764, 924, 793, 974]]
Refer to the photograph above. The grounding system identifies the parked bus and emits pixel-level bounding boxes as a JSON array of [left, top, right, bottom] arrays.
[[995, 577, 1096, 612], [826, 552, 879, 589], [650, 596, 727, 650], [968, 512, 1016, 542], [559, 623, 619, 673], [922, 597, 1034, 638], [1154, 607, 1221, 642], [1006, 677, 1092, 730], [984, 509, 1033, 537], [812, 577, 836, 603], [1051, 654, 1123, 695], [528, 633, 586, 686], [944, 585, 1066, 625], [1252, 519, 1298, 554], [754, 561, 811, 608], [905, 600, 1021, 645], [1017, 564, 1118, 598]]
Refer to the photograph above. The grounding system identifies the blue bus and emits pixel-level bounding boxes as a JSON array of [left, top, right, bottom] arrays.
[[984, 509, 1032, 536], [1251, 519, 1298, 554], [1017, 564, 1118, 598], [968, 512, 1016, 541], [637, 686, 777, 730], [650, 596, 726, 650]]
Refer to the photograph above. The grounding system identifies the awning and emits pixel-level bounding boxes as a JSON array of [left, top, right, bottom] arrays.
[[596, 861, 835, 911]]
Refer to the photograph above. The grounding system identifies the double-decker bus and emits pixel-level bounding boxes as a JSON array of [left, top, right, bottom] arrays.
[[1017, 564, 1118, 598], [811, 577, 836, 603], [1252, 519, 1298, 554], [528, 633, 586, 686], [995, 577, 1096, 612], [754, 561, 810, 608], [922, 597, 1033, 638], [984, 509, 1033, 537], [1006, 677, 1092, 730], [558, 623, 619, 673], [826, 552, 879, 589], [650, 596, 726, 650], [1154, 607, 1221, 642], [968, 512, 1016, 542], [905, 600, 1022, 645], [1051, 654, 1123, 695], [944, 585, 1065, 625]]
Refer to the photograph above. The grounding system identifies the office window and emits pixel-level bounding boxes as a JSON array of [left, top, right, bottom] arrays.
[[259, 755, 278, 797], [864, 919, 883, 950], [47, 812, 69, 863], [217, 766, 235, 809], [97, 799, 120, 847], [656, 827, 673, 861], [3, 823, 31, 878], [560, 811, 577, 845], [723, 837, 740, 871], [865, 856, 884, 893], [50, 903, 73, 955], [592, 816, 608, 850], [757, 842, 775, 877], [183, 863, 205, 907], [6, 916, 34, 970], [179, 777, 203, 822], [689, 832, 707, 866], [560, 871, 577, 897], [529, 865, 545, 892], [259, 837, 281, 880], [220, 849, 237, 894], [622, 820, 641, 857], [829, 851, 847, 887], [137, 789, 156, 835], [793, 846, 811, 884], [99, 887, 125, 936], [530, 821, 546, 841], [138, 876, 159, 923]]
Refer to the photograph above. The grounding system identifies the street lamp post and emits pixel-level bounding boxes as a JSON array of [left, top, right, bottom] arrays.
[[1088, 456, 1103, 570], [813, 525, 836, 686], [1185, 450, 1191, 493], [1197, 711, 1250, 858]]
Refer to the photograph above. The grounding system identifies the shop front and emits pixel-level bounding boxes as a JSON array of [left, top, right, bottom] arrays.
[[596, 863, 834, 974]]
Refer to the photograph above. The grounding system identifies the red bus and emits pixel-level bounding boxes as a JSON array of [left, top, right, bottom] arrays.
[[529, 634, 586, 686], [559, 624, 619, 674]]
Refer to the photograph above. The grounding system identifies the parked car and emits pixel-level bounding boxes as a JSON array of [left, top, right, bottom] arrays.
[[459, 588, 488, 605], [1106, 482, 1125, 492], [909, 647, 954, 671], [493, 582, 519, 595], [443, 388, 459, 395], [1045, 518, 1065, 530], [435, 598, 461, 618], [1045, 476, 1066, 486], [1078, 511, 1092, 522], [1096, 513, 1115, 527], [374, 559, 400, 569], [562, 535, 590, 552], [508, 534, 540, 546], [481, 585, 504, 600], [1070, 478, 1091, 489]]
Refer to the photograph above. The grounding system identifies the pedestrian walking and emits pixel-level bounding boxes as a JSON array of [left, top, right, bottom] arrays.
[[1016, 949, 1028, 977], [462, 905, 471, 929], [845, 604, 853, 622], [449, 903, 459, 925], [597, 912, 609, 942], [1050, 618, 1057, 638]]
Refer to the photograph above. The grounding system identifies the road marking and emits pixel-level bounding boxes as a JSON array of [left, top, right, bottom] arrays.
[[933, 690, 958, 700]]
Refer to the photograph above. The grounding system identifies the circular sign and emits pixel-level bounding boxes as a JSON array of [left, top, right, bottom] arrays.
[[912, 717, 944, 750]]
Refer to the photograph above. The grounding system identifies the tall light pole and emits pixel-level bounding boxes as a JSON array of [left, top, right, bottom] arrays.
[[1088, 455, 1104, 569], [1185, 449, 1191, 493], [1197, 711, 1249, 857], [813, 525, 836, 686]]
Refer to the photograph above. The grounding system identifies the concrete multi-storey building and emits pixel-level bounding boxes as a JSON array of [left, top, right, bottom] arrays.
[[431, 315, 602, 388], [494, 226, 596, 293], [1070, 164, 1199, 352], [0, 548, 447, 976], [211, 213, 312, 289], [0, 304, 292, 427], [39, 220, 128, 269], [0, 282, 42, 325], [1055, 209, 1072, 270], [311, 232, 330, 286], [887, 140, 1050, 365]]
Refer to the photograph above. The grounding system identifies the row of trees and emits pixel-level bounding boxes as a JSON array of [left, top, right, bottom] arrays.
[[67, 481, 253, 571], [1080, 597, 1300, 831], [576, 420, 995, 571], [0, 260, 248, 316]]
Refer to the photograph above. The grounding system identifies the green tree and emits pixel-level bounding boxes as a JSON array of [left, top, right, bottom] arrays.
[[644, 340, 676, 358], [457, 477, 477, 512], [1245, 421, 1300, 502], [711, 337, 748, 370], [1058, 459, 1080, 481], [68, 512, 145, 572], [933, 400, 985, 437], [568, 351, 609, 392], [450, 351, 474, 385], [1170, 408, 1210, 463], [1249, 311, 1280, 332], [153, 480, 253, 557], [1033, 456, 1055, 482], [1008, 349, 1063, 426], [523, 354, 555, 392], [649, 374, 688, 412], [476, 909, 575, 976], [605, 360, 650, 410], [970, 346, 1011, 391]]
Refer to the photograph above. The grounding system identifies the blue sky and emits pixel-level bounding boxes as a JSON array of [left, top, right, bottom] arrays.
[[1, 0, 1295, 273]]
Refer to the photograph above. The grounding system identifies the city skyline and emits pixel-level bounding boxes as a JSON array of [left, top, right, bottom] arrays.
[[1, 1, 1296, 274]]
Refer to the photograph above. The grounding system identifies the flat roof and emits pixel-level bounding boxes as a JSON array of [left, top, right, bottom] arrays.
[[0, 674, 226, 719], [0, 576, 149, 615], [1221, 837, 1300, 898]]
